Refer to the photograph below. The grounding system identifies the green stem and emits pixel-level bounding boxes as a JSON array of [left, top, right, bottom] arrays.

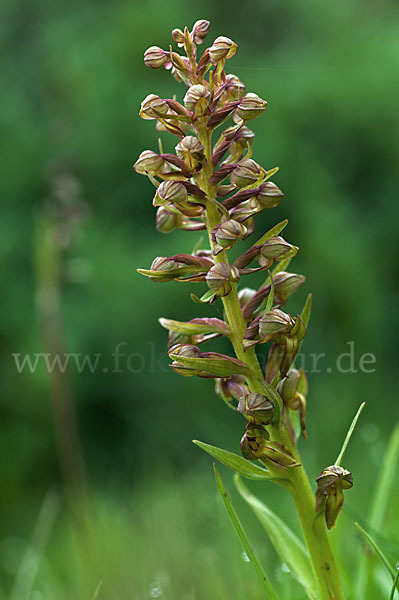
[[199, 126, 346, 600]]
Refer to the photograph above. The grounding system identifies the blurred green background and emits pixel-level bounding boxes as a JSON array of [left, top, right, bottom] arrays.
[[1, 0, 398, 597]]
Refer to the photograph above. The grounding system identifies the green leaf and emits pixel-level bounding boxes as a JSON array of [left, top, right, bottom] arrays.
[[258, 380, 283, 426], [159, 317, 230, 337], [355, 425, 399, 598], [389, 565, 399, 600], [369, 424, 399, 531], [193, 440, 274, 480], [300, 293, 312, 328], [213, 465, 280, 600], [264, 166, 280, 181], [335, 402, 366, 466], [354, 522, 396, 581], [235, 475, 317, 600], [190, 289, 216, 304], [264, 270, 274, 314], [169, 352, 251, 377], [254, 220, 288, 247]]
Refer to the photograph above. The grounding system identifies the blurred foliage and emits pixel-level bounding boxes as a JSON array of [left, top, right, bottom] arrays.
[[0, 0, 398, 596]]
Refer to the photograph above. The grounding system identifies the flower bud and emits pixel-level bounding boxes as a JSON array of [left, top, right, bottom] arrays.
[[169, 344, 202, 377], [238, 287, 256, 308], [224, 74, 245, 100], [278, 368, 308, 437], [265, 343, 285, 384], [236, 92, 267, 121], [175, 136, 204, 156], [238, 393, 274, 425], [183, 84, 211, 114], [316, 465, 353, 530], [140, 94, 169, 120], [215, 374, 249, 403], [258, 237, 297, 268], [192, 19, 211, 44], [261, 441, 300, 468], [206, 262, 240, 298], [235, 125, 255, 144], [144, 46, 168, 69], [209, 36, 237, 63], [154, 181, 188, 206], [171, 28, 185, 45], [170, 344, 201, 358], [230, 159, 263, 187], [133, 150, 164, 175], [278, 369, 299, 404], [259, 309, 294, 339], [254, 181, 284, 208], [156, 206, 187, 233], [150, 256, 179, 273], [240, 425, 270, 460], [273, 271, 305, 306], [212, 219, 247, 254]]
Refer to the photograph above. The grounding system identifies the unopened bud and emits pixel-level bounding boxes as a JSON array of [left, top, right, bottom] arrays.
[[240, 425, 270, 460], [273, 272, 305, 306], [224, 74, 246, 100], [156, 206, 187, 233], [150, 256, 179, 273], [215, 374, 249, 402], [192, 19, 211, 44], [206, 262, 240, 298], [171, 28, 185, 45], [230, 159, 263, 187], [259, 309, 294, 339], [171, 344, 201, 358], [254, 181, 284, 208], [176, 136, 204, 156], [134, 150, 164, 174], [144, 46, 168, 69], [238, 393, 274, 425], [183, 84, 211, 114], [209, 36, 237, 63], [238, 287, 256, 307], [154, 181, 188, 206], [236, 92, 267, 121], [278, 369, 300, 404], [140, 94, 169, 120], [316, 465, 353, 529], [213, 219, 247, 253], [258, 237, 297, 268]]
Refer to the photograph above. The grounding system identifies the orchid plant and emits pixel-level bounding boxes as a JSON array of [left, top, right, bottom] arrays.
[[134, 20, 397, 600]]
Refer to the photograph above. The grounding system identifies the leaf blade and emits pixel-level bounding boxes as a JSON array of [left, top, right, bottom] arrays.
[[213, 465, 281, 600], [354, 522, 395, 579], [193, 440, 275, 480], [254, 220, 288, 247], [235, 475, 317, 600]]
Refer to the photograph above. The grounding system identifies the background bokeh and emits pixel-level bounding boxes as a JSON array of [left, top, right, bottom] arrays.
[[1, 0, 398, 597]]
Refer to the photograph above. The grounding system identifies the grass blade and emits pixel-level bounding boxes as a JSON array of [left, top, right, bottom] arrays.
[[335, 402, 366, 466], [355, 424, 399, 598], [369, 424, 399, 531], [354, 522, 395, 579], [389, 565, 399, 600], [234, 475, 317, 600], [213, 465, 280, 600]]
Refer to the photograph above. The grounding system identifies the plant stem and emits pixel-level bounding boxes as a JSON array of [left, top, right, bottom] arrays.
[[199, 126, 346, 600]]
